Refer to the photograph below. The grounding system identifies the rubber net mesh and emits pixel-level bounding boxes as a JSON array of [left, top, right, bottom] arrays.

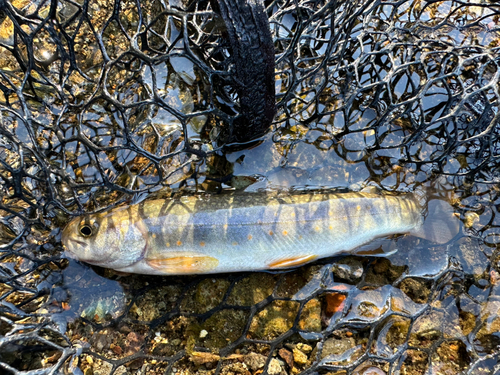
[[0, 0, 499, 374]]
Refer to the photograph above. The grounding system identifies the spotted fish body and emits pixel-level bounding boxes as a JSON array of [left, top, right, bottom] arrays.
[[62, 192, 447, 275]]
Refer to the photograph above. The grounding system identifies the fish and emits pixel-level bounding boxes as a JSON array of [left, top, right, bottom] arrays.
[[61, 191, 460, 275]]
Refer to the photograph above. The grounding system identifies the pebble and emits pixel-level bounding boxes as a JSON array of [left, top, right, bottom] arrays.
[[199, 329, 208, 338], [244, 353, 267, 370], [268, 358, 282, 375], [189, 351, 220, 366], [278, 348, 294, 368], [293, 347, 308, 366], [296, 343, 312, 353], [95, 334, 108, 352], [332, 260, 363, 281]]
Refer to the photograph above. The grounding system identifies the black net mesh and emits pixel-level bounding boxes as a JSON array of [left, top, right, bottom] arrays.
[[0, 0, 499, 374]]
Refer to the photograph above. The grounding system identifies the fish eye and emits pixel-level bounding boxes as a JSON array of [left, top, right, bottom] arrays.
[[79, 224, 93, 237]]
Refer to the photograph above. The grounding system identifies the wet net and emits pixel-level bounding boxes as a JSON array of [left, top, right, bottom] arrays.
[[0, 0, 499, 374]]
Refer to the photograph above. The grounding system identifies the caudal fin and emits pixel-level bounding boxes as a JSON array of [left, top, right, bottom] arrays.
[[411, 199, 461, 244]]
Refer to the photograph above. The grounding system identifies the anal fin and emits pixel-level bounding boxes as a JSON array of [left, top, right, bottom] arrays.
[[268, 255, 317, 269], [352, 237, 399, 257]]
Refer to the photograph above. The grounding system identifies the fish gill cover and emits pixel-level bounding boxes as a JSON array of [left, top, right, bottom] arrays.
[[0, 0, 499, 374]]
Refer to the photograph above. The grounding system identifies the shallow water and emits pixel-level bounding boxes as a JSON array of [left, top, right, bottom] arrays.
[[1, 0, 500, 374]]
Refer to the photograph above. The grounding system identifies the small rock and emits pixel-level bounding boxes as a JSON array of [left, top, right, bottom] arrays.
[[125, 332, 143, 355], [189, 351, 220, 366], [126, 332, 141, 344], [119, 325, 131, 334], [114, 366, 128, 375], [323, 293, 347, 318], [278, 348, 294, 368], [94, 334, 108, 352], [299, 299, 322, 332], [110, 343, 122, 355], [128, 358, 143, 370], [268, 358, 282, 375], [332, 259, 363, 281], [296, 343, 312, 354], [97, 360, 113, 374], [293, 347, 308, 366], [199, 329, 208, 338], [244, 352, 267, 371], [321, 337, 356, 359]]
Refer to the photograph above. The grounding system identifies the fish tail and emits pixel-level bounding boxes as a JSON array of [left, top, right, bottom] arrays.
[[410, 186, 461, 244]]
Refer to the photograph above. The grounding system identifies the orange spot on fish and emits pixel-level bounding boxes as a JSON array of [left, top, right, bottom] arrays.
[[291, 212, 296, 217], [315, 226, 321, 232], [269, 230, 274, 235], [147, 254, 219, 274], [166, 242, 171, 247], [329, 225, 333, 230], [200, 242, 205, 247], [356, 205, 361, 210], [152, 233, 157, 239], [223, 224, 228, 229], [299, 235, 303, 239], [232, 242, 238, 246], [177, 240, 182, 246], [328, 211, 333, 216], [248, 234, 252, 240], [283, 230, 288, 235], [268, 255, 317, 269]]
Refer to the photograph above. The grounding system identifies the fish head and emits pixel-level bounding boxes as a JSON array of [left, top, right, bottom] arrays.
[[61, 210, 147, 269]]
